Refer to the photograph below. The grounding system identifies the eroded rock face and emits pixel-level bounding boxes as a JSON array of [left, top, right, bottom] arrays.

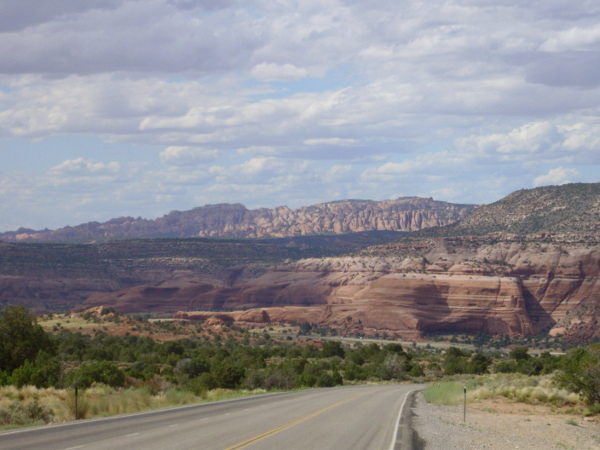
[[84, 238, 600, 341], [0, 197, 474, 241]]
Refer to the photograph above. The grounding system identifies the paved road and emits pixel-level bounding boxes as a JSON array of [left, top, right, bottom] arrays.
[[0, 384, 421, 450]]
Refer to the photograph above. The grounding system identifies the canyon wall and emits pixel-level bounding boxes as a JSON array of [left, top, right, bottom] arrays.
[[83, 238, 600, 341]]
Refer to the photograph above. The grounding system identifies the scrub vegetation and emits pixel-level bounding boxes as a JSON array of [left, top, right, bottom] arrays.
[[0, 306, 598, 427]]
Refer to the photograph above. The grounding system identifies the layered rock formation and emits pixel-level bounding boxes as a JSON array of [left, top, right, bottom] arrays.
[[2, 184, 599, 341], [0, 197, 475, 242], [82, 237, 600, 341]]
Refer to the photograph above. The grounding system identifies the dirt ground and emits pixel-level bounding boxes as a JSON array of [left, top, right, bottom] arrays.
[[413, 394, 600, 450]]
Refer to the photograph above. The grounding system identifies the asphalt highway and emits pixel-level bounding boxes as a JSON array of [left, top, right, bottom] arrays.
[[0, 384, 421, 450]]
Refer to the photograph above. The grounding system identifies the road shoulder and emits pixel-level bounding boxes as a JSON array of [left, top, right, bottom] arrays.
[[412, 391, 600, 449]]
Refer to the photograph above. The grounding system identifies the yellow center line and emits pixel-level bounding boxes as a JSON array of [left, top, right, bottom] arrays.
[[225, 392, 366, 450]]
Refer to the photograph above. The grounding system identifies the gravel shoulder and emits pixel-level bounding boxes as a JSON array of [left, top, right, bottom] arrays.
[[412, 392, 600, 450]]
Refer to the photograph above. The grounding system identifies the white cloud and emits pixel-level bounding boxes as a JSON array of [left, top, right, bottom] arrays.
[[323, 164, 354, 183], [533, 167, 580, 187], [457, 122, 563, 159], [159, 146, 220, 165], [360, 150, 464, 181], [562, 123, 600, 156], [251, 63, 309, 82], [303, 138, 357, 146], [1, 0, 600, 230], [48, 158, 122, 177], [236, 145, 279, 156], [456, 120, 600, 164], [540, 26, 600, 52], [230, 157, 311, 182]]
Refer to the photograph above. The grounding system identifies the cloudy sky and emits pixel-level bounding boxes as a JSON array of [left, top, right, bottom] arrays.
[[1, 0, 599, 231]]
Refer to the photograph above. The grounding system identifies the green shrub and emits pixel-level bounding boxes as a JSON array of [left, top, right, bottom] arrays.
[[11, 352, 61, 388], [0, 306, 56, 374], [186, 377, 209, 398], [65, 361, 125, 388], [555, 345, 600, 406], [409, 364, 425, 377]]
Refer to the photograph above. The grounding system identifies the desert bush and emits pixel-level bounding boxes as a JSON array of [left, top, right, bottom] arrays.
[[4, 399, 54, 425], [555, 345, 600, 406], [186, 377, 209, 398], [164, 387, 197, 405], [64, 361, 125, 388], [0, 407, 10, 425]]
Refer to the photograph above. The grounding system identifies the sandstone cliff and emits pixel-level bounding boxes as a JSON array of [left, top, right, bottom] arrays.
[[82, 236, 600, 341]]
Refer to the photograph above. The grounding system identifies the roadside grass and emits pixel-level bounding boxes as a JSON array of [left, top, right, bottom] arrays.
[[423, 374, 580, 408], [0, 385, 270, 428], [423, 381, 465, 406]]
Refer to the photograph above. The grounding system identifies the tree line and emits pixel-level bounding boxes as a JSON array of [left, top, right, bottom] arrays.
[[0, 306, 599, 409]]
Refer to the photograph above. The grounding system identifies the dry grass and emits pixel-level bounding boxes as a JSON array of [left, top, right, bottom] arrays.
[[424, 374, 581, 408], [0, 384, 268, 428]]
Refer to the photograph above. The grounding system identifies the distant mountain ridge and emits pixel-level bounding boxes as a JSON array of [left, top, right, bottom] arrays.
[[423, 182, 600, 238], [0, 197, 476, 242]]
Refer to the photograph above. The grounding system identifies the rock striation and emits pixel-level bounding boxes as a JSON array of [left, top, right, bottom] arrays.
[[82, 237, 600, 341]]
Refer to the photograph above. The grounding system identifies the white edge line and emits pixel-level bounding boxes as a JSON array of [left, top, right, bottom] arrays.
[[389, 388, 418, 450]]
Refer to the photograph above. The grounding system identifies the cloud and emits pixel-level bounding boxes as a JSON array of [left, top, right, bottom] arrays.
[[533, 167, 580, 187], [251, 63, 309, 82], [323, 164, 354, 183], [457, 122, 563, 159], [0, 0, 120, 32], [0, 1, 263, 76], [225, 157, 311, 183], [159, 146, 220, 165], [236, 145, 279, 157], [540, 26, 600, 52], [525, 52, 600, 88], [48, 157, 122, 177], [0, 0, 599, 230], [148, 166, 215, 186], [303, 138, 357, 146], [456, 120, 600, 164], [562, 123, 600, 158]]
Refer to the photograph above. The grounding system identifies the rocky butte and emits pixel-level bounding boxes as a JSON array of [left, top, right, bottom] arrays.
[[1, 184, 600, 341]]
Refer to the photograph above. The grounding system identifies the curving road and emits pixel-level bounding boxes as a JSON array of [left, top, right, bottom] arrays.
[[0, 384, 421, 450]]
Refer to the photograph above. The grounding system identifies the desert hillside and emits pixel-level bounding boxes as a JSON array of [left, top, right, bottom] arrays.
[[436, 182, 600, 237]]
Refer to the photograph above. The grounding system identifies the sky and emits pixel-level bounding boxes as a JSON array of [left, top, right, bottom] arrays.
[[1, 0, 599, 232]]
